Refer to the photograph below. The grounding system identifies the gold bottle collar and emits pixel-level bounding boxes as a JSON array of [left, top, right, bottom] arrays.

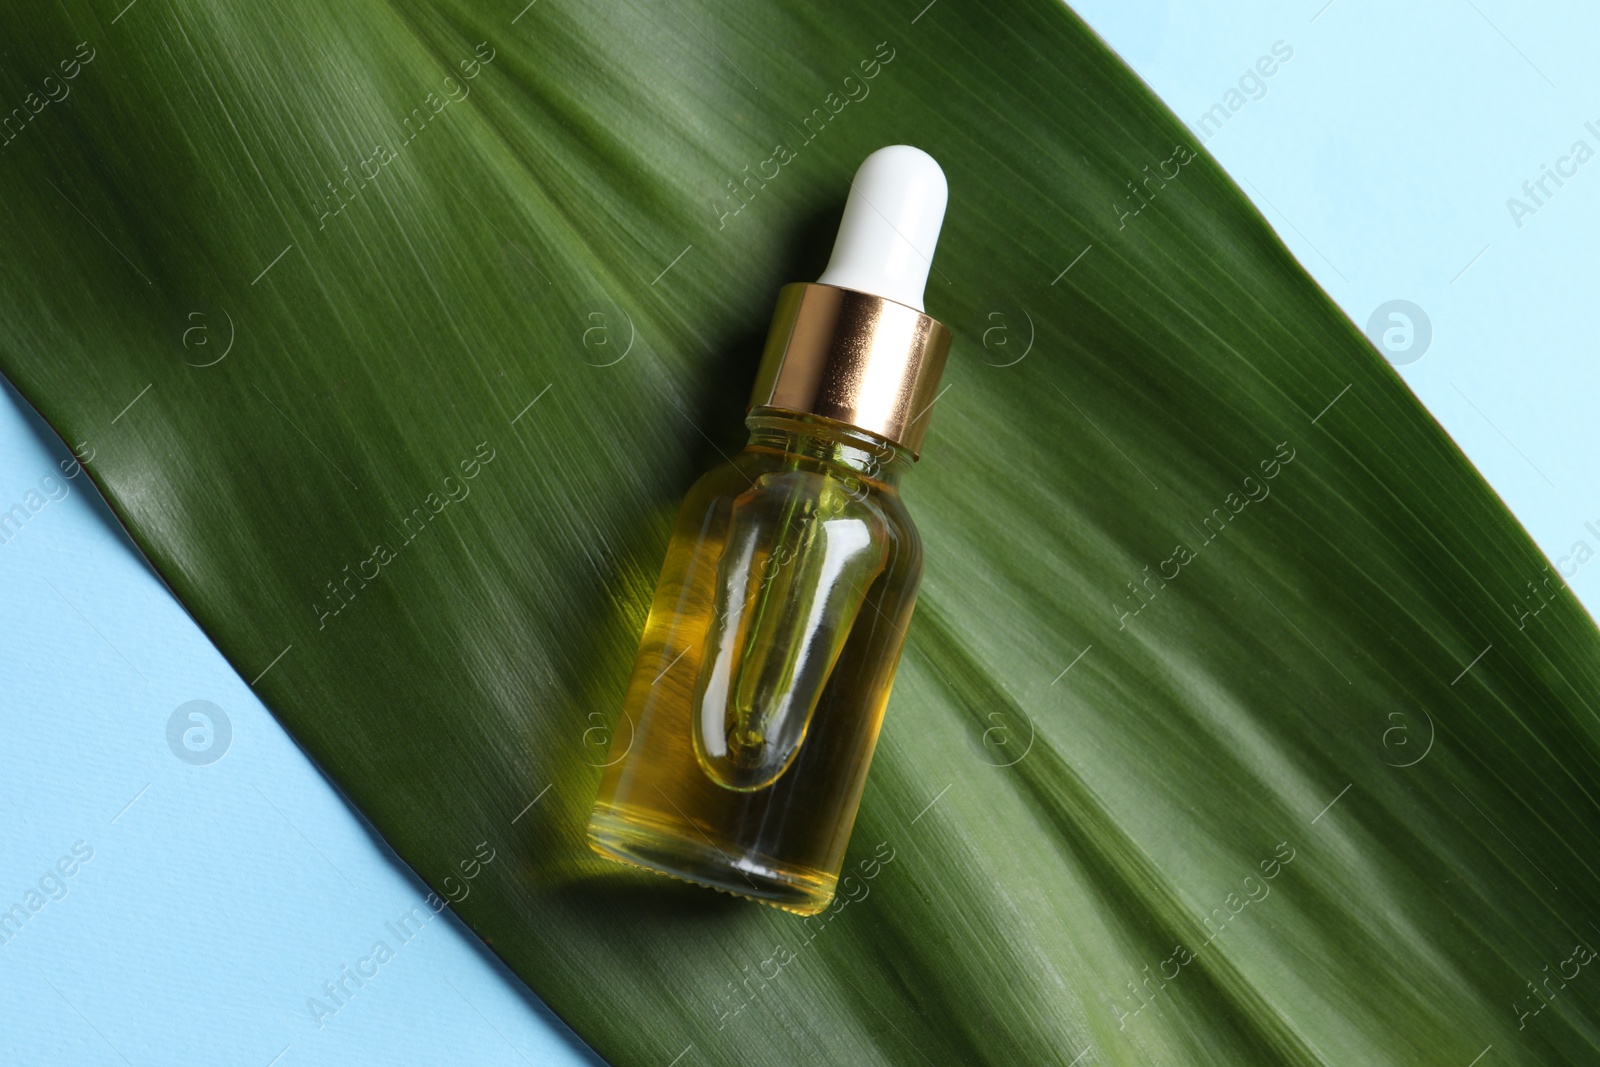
[[748, 283, 951, 459]]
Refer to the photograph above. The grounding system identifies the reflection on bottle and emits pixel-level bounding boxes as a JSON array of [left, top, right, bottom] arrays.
[[693, 469, 888, 791]]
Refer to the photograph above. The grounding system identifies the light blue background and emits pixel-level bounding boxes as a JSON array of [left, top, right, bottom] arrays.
[[0, 379, 601, 1065], [1073, 0, 1600, 620], [3, 1, 1595, 1064]]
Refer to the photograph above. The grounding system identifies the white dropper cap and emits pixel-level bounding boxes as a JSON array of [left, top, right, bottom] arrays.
[[815, 145, 947, 312]]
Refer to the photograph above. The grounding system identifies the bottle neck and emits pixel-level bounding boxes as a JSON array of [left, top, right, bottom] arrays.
[[744, 408, 912, 488]]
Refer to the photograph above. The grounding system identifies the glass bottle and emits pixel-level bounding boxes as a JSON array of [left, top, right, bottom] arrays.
[[587, 145, 952, 914]]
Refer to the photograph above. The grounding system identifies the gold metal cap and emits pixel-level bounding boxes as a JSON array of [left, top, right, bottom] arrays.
[[748, 283, 952, 459]]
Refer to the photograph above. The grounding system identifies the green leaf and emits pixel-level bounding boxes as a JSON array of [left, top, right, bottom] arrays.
[[5, 1, 1599, 1064]]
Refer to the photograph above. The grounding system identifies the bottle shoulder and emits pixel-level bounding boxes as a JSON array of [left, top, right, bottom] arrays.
[[679, 450, 922, 553], [693, 449, 914, 509]]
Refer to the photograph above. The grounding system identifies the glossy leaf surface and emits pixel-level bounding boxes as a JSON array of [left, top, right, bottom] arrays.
[[3, 1, 1598, 1063]]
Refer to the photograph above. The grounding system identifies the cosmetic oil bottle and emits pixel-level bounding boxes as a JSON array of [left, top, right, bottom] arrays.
[[587, 145, 952, 914]]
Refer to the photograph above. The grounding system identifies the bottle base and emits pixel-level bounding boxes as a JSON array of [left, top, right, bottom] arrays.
[[587, 806, 835, 916]]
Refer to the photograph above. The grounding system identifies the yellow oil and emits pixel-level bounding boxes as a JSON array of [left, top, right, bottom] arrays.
[[587, 411, 922, 914]]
